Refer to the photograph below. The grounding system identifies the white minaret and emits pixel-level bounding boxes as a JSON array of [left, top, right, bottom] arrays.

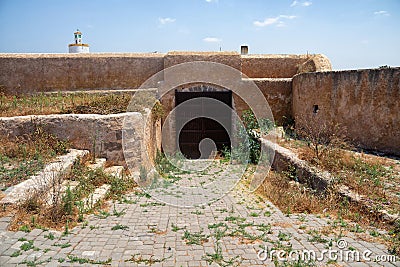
[[68, 29, 90, 53]]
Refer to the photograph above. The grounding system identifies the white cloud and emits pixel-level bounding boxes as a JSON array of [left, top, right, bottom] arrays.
[[253, 17, 279, 27], [158, 17, 176, 25], [280, 15, 297, 19], [291, 0, 312, 7], [253, 15, 296, 27], [203, 37, 222, 43], [205, 0, 218, 3], [374, 10, 390, 16]]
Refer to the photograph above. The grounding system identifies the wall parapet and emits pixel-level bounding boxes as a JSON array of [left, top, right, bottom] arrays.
[[0, 53, 165, 94], [0, 52, 329, 93], [241, 54, 331, 78]]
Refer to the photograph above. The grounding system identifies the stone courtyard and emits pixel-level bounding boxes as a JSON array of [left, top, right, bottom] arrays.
[[0, 160, 396, 267], [0, 52, 398, 267]]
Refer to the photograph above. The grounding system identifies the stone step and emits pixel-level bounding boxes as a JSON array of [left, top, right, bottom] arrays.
[[86, 158, 107, 170], [82, 184, 111, 211], [0, 149, 89, 205], [104, 165, 124, 178]]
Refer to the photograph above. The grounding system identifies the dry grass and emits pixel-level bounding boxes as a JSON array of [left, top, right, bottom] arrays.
[[0, 91, 159, 117], [257, 169, 384, 225], [279, 140, 400, 215], [279, 114, 399, 215], [0, 126, 69, 188], [254, 169, 400, 256], [256, 170, 340, 215]]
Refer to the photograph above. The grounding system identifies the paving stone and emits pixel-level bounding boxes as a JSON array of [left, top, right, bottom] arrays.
[[0, 161, 395, 266]]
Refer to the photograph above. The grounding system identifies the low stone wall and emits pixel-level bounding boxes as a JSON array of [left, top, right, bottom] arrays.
[[292, 67, 400, 155], [0, 113, 161, 167], [261, 139, 333, 193]]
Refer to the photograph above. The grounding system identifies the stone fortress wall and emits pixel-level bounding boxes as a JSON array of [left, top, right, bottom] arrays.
[[293, 67, 400, 155], [0, 52, 398, 156]]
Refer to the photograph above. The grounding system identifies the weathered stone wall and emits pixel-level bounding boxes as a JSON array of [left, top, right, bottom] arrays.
[[292, 67, 400, 155], [241, 54, 331, 78], [0, 52, 324, 94], [0, 113, 161, 167], [0, 53, 165, 94], [239, 78, 292, 123]]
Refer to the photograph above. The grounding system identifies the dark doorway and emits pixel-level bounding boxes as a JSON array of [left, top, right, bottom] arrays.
[[175, 90, 232, 159]]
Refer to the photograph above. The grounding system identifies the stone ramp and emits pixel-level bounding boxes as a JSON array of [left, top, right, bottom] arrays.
[[0, 149, 89, 205]]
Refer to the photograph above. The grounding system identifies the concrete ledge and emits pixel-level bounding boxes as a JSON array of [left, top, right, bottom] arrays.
[[0, 149, 89, 205], [261, 139, 334, 193]]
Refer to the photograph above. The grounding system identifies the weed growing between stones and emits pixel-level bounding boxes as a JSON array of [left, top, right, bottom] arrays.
[[171, 223, 186, 232], [203, 241, 242, 267], [21, 256, 52, 267], [67, 255, 112, 265], [125, 254, 172, 265], [111, 223, 129, 230], [182, 229, 209, 245]]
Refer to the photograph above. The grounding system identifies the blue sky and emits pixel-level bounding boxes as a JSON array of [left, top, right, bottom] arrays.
[[0, 0, 399, 70]]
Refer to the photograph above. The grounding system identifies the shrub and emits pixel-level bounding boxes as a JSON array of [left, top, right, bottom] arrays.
[[62, 186, 75, 216], [237, 110, 274, 164], [295, 115, 347, 160]]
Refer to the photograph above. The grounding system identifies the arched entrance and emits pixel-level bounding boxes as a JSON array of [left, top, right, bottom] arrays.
[[175, 85, 232, 159]]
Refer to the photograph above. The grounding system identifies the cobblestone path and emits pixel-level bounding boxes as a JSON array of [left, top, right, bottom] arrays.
[[0, 161, 397, 266]]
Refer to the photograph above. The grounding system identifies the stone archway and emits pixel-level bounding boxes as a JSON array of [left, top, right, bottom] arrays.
[[175, 85, 232, 159]]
